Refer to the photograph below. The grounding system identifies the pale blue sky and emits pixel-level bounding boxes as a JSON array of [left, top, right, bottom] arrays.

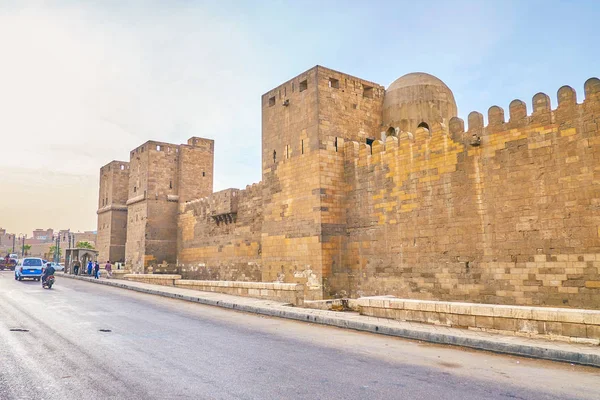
[[0, 0, 598, 234]]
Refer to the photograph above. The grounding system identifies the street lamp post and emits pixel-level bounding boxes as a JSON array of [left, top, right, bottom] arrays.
[[20, 235, 25, 257], [54, 235, 58, 263], [12, 235, 15, 253]]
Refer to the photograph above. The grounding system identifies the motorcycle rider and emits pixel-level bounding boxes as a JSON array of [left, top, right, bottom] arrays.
[[42, 262, 56, 286]]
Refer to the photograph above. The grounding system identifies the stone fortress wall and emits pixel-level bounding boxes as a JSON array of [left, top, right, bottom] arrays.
[[335, 80, 600, 308], [99, 65, 600, 308], [98, 138, 213, 273], [97, 161, 130, 264]]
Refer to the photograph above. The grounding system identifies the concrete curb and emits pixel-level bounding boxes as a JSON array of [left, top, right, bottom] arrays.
[[59, 273, 600, 368]]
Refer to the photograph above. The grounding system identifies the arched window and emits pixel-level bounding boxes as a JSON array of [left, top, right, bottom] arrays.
[[417, 122, 430, 131], [386, 127, 396, 137]]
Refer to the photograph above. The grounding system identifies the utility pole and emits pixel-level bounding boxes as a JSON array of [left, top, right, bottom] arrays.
[[57, 235, 61, 263], [21, 236, 25, 257], [12, 235, 15, 253]]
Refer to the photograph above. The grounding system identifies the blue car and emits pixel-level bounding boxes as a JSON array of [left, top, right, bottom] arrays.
[[15, 258, 44, 281]]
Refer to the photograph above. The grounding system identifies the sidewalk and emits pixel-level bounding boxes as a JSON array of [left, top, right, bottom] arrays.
[[57, 272, 600, 368]]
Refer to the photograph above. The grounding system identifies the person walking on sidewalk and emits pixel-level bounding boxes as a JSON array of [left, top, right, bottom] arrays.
[[87, 260, 93, 276], [94, 262, 100, 279], [73, 260, 80, 275], [105, 260, 112, 278]]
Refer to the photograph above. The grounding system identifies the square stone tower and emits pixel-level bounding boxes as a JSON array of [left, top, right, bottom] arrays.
[[125, 137, 214, 272], [261, 65, 384, 299], [97, 160, 130, 263]]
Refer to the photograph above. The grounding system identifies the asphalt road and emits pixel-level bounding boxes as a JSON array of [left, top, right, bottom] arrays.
[[1, 272, 599, 400]]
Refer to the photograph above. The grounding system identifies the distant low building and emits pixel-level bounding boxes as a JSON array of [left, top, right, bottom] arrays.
[[32, 228, 54, 242]]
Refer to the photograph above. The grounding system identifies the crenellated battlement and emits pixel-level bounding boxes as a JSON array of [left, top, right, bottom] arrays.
[[449, 77, 600, 138], [339, 122, 454, 168]]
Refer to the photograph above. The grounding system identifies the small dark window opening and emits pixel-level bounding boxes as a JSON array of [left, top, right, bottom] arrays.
[[328, 78, 339, 89], [268, 96, 275, 107], [334, 137, 338, 152], [366, 138, 374, 154], [301, 140, 304, 154], [143, 190, 146, 197], [273, 150, 276, 163], [417, 121, 430, 131], [284, 87, 287, 96], [202, 171, 205, 177], [133, 186, 137, 193], [169, 180, 172, 189], [363, 85, 374, 99], [292, 82, 295, 92], [299, 80, 307, 92], [386, 127, 396, 136]]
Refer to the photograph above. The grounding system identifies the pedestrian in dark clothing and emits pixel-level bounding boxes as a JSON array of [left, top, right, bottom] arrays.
[[94, 262, 100, 279], [73, 260, 80, 275], [87, 261, 93, 276]]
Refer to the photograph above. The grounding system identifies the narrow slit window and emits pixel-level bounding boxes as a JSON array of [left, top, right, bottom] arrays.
[[299, 80, 307, 92], [268, 96, 275, 107], [133, 186, 137, 193], [286, 145, 289, 159], [334, 137, 338, 152], [301, 139, 304, 154], [273, 150, 276, 163], [202, 171, 205, 177], [169, 180, 172, 189], [328, 78, 339, 89], [366, 138, 374, 154]]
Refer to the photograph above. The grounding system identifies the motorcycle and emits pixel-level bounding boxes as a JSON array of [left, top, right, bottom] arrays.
[[42, 275, 55, 289]]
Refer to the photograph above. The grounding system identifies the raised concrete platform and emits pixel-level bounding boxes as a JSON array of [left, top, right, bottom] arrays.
[[357, 297, 600, 345], [57, 273, 600, 368], [174, 280, 304, 306], [124, 274, 181, 286]]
